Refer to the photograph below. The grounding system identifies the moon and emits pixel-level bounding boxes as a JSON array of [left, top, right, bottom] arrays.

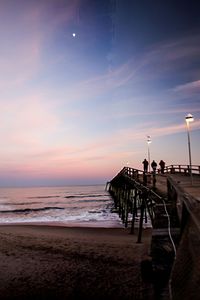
[[72, 33, 76, 37]]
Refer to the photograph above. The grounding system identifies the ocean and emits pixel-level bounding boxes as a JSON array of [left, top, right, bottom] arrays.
[[0, 185, 123, 227]]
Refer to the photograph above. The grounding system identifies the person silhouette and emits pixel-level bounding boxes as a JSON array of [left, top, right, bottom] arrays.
[[159, 160, 165, 174], [151, 160, 157, 174], [142, 159, 149, 173]]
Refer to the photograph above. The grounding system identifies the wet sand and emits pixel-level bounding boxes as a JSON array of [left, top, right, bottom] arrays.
[[0, 225, 153, 300]]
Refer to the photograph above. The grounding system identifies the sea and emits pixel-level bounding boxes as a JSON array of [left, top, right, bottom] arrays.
[[0, 185, 123, 228]]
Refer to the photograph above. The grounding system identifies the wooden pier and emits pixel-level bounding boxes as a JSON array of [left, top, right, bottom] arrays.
[[107, 165, 200, 300]]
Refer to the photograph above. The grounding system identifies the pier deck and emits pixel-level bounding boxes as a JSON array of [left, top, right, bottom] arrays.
[[169, 173, 200, 200], [139, 172, 200, 199], [108, 165, 200, 300]]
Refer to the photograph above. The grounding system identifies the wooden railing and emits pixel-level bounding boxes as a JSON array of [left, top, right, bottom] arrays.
[[167, 176, 200, 299], [164, 164, 200, 174], [122, 165, 200, 176], [108, 167, 164, 239]]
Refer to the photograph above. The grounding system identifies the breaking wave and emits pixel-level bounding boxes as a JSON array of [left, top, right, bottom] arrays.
[[0, 207, 64, 214]]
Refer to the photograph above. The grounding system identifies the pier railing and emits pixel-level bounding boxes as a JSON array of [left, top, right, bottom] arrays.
[[118, 165, 200, 180], [108, 164, 200, 241], [124, 164, 200, 175], [167, 176, 200, 299], [108, 167, 170, 237], [164, 164, 200, 174]]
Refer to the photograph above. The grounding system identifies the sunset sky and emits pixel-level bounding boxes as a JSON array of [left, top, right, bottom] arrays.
[[0, 0, 200, 186]]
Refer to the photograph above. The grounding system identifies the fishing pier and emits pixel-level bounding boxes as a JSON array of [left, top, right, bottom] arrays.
[[107, 165, 200, 299]]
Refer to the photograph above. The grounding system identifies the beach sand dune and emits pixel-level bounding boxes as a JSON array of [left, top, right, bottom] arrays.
[[0, 225, 153, 300]]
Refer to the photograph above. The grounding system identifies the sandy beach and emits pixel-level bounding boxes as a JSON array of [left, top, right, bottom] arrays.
[[0, 225, 153, 300]]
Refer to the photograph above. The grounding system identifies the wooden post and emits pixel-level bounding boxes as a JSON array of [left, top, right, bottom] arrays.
[[137, 199, 145, 243], [131, 189, 137, 234], [153, 173, 156, 188], [118, 188, 122, 218], [125, 189, 130, 228], [144, 205, 148, 223], [143, 172, 147, 186]]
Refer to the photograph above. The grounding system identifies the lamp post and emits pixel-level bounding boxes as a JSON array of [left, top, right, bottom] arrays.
[[147, 135, 151, 173], [185, 113, 194, 185]]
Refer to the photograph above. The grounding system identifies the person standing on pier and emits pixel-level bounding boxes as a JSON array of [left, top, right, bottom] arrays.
[[142, 158, 149, 173], [151, 160, 157, 174], [159, 160, 165, 174]]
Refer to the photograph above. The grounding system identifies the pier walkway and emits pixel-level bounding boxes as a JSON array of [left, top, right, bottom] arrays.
[[107, 165, 200, 300]]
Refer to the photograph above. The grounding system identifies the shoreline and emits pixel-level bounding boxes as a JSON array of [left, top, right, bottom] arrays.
[[0, 224, 153, 299], [0, 219, 152, 229], [0, 220, 125, 228]]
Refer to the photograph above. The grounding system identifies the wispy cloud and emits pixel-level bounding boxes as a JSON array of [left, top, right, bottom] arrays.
[[171, 80, 200, 94], [112, 119, 200, 145], [58, 31, 200, 108]]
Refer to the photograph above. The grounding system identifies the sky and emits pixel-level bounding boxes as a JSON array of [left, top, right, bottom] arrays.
[[0, 0, 200, 186]]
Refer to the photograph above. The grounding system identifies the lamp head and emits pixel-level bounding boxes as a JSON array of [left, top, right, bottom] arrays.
[[185, 113, 194, 123], [147, 135, 152, 144]]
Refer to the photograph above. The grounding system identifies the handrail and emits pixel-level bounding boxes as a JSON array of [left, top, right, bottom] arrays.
[[164, 164, 200, 174], [122, 165, 200, 175]]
